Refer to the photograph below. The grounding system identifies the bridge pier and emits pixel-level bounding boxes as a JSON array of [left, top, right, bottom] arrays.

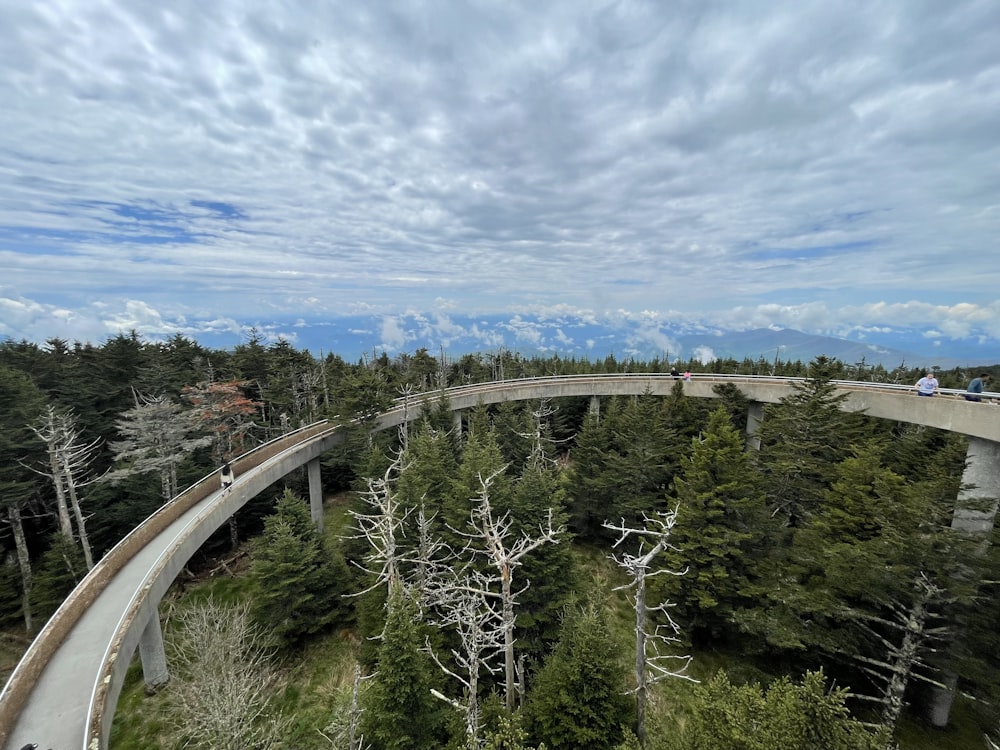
[[454, 409, 463, 438], [745, 401, 765, 450], [307, 458, 324, 532], [589, 395, 600, 419], [138, 612, 169, 692], [928, 436, 1000, 727]]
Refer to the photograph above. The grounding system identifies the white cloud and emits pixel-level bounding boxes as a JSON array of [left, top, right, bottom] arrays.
[[379, 316, 409, 351], [0, 1, 997, 356]]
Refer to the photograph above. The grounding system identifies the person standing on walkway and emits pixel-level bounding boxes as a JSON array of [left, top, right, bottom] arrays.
[[915, 372, 939, 397], [221, 461, 235, 492], [965, 373, 990, 402]]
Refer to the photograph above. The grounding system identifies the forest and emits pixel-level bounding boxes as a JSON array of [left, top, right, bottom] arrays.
[[1, 331, 999, 750]]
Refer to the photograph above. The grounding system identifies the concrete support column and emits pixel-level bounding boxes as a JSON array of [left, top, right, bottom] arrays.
[[307, 458, 324, 533], [454, 409, 463, 438], [928, 436, 1000, 727], [589, 395, 600, 419], [950, 437, 1000, 534], [138, 612, 169, 692], [745, 402, 765, 451]]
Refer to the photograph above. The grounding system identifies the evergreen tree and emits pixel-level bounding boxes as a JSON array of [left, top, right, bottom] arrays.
[[525, 602, 631, 750], [564, 408, 617, 542], [249, 488, 350, 647], [753, 356, 868, 527], [657, 407, 772, 644], [361, 588, 446, 750], [0, 364, 47, 630], [676, 670, 883, 750], [29, 532, 88, 625], [507, 460, 577, 658], [606, 391, 683, 532], [448, 425, 512, 539]]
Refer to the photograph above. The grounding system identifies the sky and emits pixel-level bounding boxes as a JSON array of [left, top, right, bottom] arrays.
[[2, 1, 999, 361]]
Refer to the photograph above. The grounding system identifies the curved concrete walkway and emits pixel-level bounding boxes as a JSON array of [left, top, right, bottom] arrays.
[[1, 373, 996, 749]]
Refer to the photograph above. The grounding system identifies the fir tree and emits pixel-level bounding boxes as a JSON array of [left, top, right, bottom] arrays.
[[678, 670, 884, 750], [361, 588, 446, 750], [658, 407, 772, 643], [525, 601, 631, 750], [249, 488, 350, 647]]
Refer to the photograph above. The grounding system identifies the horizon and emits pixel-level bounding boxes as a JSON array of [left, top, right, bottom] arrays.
[[2, 2, 999, 358]]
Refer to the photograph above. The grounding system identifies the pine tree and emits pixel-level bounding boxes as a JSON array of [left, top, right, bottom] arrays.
[[658, 407, 772, 643], [361, 588, 446, 750], [525, 601, 631, 750], [250, 488, 350, 647]]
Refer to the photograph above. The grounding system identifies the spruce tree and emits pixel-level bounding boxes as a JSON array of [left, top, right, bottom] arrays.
[[361, 587, 446, 750], [525, 602, 631, 750], [753, 356, 868, 526], [29, 532, 87, 625], [678, 670, 883, 750], [250, 488, 350, 648], [658, 407, 772, 643]]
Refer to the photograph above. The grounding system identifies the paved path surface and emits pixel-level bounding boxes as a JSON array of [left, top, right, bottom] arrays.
[[6, 485, 224, 750]]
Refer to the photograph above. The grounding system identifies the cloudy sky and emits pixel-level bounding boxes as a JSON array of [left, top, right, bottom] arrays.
[[2, 0, 999, 358]]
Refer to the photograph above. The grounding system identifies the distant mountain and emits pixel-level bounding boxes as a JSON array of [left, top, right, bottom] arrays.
[[674, 328, 921, 369], [194, 312, 995, 369]]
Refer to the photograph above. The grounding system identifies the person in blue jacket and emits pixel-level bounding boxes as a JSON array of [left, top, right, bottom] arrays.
[[965, 373, 990, 402]]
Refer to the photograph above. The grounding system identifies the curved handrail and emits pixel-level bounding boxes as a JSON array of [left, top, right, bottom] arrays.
[[0, 421, 334, 750]]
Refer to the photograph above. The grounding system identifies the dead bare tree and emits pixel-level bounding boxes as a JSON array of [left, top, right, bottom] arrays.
[[321, 663, 370, 750], [107, 390, 211, 502], [347, 450, 412, 599], [347, 444, 453, 614], [425, 566, 506, 748], [452, 468, 564, 711], [27, 405, 103, 569], [165, 597, 288, 750], [516, 399, 570, 469], [604, 506, 697, 747], [843, 572, 951, 733]]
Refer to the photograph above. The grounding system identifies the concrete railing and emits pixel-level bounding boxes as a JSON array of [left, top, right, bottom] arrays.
[[0, 421, 334, 750]]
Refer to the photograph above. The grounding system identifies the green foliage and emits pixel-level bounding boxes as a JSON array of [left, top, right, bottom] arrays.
[[753, 356, 869, 526], [361, 588, 447, 749], [658, 407, 773, 643], [508, 462, 578, 656], [249, 488, 351, 648], [481, 711, 545, 750], [674, 670, 884, 750], [525, 601, 632, 750], [0, 364, 46, 505], [564, 409, 617, 541], [29, 532, 88, 626]]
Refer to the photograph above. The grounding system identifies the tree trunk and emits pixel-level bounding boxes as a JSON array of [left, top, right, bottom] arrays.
[[8, 504, 33, 633], [502, 564, 516, 712], [635, 567, 648, 748], [64, 464, 94, 569], [47, 448, 73, 539], [881, 583, 931, 729]]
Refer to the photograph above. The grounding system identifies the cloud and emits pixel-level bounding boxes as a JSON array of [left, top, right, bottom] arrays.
[[1, 1, 998, 356]]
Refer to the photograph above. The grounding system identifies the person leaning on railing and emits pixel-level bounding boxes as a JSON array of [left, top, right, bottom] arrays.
[[915, 372, 939, 397], [965, 373, 991, 402]]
